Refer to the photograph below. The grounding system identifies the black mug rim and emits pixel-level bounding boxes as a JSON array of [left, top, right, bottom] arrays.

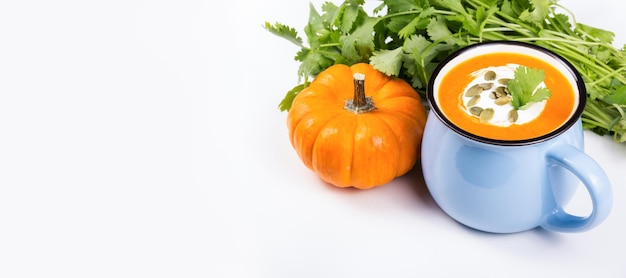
[[426, 41, 587, 146]]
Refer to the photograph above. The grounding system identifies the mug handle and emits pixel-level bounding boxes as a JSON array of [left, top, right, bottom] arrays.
[[542, 142, 613, 232]]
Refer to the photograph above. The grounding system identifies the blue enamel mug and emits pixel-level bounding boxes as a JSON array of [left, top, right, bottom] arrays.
[[421, 41, 612, 233]]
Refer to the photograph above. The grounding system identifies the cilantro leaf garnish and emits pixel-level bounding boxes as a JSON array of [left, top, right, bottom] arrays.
[[507, 66, 552, 110]]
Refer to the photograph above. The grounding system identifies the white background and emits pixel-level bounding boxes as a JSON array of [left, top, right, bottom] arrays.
[[1, 1, 625, 277]]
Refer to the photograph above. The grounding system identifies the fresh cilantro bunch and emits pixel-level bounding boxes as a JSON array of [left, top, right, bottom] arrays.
[[508, 66, 552, 110], [265, 0, 626, 143]]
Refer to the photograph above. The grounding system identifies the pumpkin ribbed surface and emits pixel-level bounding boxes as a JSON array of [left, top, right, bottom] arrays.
[[287, 63, 427, 189]]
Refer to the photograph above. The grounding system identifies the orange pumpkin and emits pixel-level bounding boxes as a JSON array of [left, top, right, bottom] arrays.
[[287, 63, 427, 189]]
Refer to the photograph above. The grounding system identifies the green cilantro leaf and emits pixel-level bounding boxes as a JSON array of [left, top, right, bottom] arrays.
[[431, 0, 481, 36], [499, 0, 516, 17], [502, 0, 532, 18], [295, 48, 334, 79], [480, 0, 500, 6], [346, 0, 365, 5], [603, 86, 626, 105], [508, 66, 552, 110], [339, 17, 377, 63], [401, 35, 432, 88], [338, 1, 362, 33], [304, 3, 326, 48], [387, 14, 416, 34], [386, 0, 428, 13], [370, 47, 404, 76], [550, 13, 573, 35], [264, 22, 303, 47], [430, 0, 465, 14], [427, 16, 455, 45], [398, 7, 434, 39], [519, 0, 552, 27], [278, 84, 307, 112], [527, 87, 552, 106], [576, 23, 615, 44], [321, 2, 342, 28], [401, 34, 449, 88], [474, 5, 498, 37]]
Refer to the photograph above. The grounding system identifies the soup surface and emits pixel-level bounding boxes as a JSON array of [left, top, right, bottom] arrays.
[[437, 52, 576, 141]]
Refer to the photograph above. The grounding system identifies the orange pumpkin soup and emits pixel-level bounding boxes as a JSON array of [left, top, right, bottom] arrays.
[[437, 52, 576, 141]]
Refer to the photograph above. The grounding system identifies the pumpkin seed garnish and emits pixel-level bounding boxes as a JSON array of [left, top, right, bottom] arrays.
[[465, 84, 483, 97], [489, 91, 497, 99], [495, 86, 507, 98], [468, 95, 481, 107], [495, 95, 512, 106], [480, 108, 495, 122], [469, 106, 483, 116], [478, 83, 494, 90], [465, 83, 495, 97], [508, 109, 519, 123], [484, 70, 496, 81], [498, 78, 511, 85]]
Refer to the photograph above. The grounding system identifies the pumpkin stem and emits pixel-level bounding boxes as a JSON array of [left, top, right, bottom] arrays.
[[345, 73, 376, 114]]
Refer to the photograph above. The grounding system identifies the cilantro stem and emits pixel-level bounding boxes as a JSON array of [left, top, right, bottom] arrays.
[[379, 9, 456, 21], [583, 99, 614, 126], [587, 66, 626, 88], [553, 3, 578, 26], [538, 40, 625, 84], [477, 30, 626, 90], [465, 0, 540, 33]]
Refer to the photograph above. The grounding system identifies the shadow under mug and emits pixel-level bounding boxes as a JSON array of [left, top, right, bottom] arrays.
[[421, 41, 613, 233]]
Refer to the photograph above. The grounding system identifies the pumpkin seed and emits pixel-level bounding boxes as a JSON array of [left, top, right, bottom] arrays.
[[468, 95, 481, 107], [478, 83, 494, 90], [495, 95, 512, 106], [480, 108, 495, 122], [484, 70, 496, 81], [465, 84, 483, 97], [469, 106, 483, 116], [495, 86, 507, 98], [498, 78, 511, 85], [508, 109, 519, 123], [489, 91, 497, 99]]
